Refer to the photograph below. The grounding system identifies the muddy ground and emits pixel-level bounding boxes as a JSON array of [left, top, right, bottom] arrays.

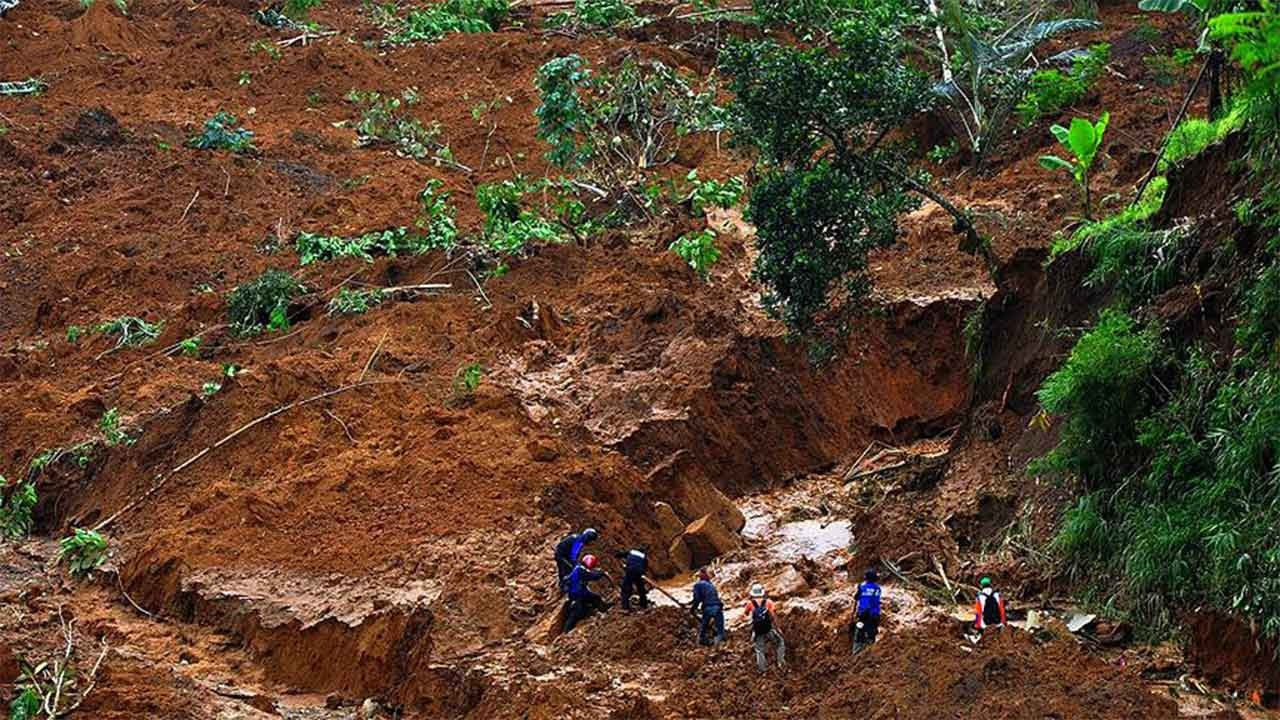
[[0, 0, 1269, 717]]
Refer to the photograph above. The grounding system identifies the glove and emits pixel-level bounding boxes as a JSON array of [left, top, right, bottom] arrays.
[[856, 621, 864, 629]]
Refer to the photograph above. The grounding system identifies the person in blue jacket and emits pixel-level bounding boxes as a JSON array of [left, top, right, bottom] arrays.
[[852, 567, 882, 654], [554, 527, 598, 593], [615, 547, 650, 610], [689, 568, 725, 646], [563, 554, 609, 633]]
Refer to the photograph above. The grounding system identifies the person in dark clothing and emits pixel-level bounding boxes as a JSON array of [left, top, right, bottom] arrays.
[[852, 567, 882, 654], [562, 554, 608, 633], [615, 547, 650, 611], [554, 527, 598, 593], [973, 576, 1006, 635], [689, 568, 725, 646]]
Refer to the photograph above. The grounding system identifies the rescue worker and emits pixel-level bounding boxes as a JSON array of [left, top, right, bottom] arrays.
[[852, 567, 882, 654], [745, 583, 785, 673], [562, 554, 608, 633], [973, 576, 1006, 634], [689, 568, 725, 646], [614, 547, 650, 611], [554, 527, 598, 593]]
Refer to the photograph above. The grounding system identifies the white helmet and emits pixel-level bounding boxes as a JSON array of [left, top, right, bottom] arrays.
[[749, 583, 766, 598]]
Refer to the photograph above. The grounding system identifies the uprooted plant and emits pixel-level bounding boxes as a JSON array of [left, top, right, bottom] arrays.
[[475, 176, 598, 255], [95, 316, 162, 355], [546, 0, 639, 33], [346, 88, 467, 170], [59, 528, 109, 578], [226, 269, 306, 335], [11, 608, 109, 719], [383, 0, 510, 43], [722, 10, 982, 337]]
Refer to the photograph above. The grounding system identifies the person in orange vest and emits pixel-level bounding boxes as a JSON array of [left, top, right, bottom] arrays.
[[973, 576, 1006, 633], [745, 583, 785, 673]]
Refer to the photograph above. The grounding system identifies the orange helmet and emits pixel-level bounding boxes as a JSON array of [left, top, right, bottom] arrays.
[[582, 554, 598, 569]]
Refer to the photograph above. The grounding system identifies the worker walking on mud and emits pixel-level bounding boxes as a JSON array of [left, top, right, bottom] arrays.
[[554, 527, 598, 593], [689, 569, 725, 646], [563, 554, 609, 633], [746, 583, 785, 673], [973, 577, 1006, 635], [615, 547, 650, 611], [852, 568, 882, 654]]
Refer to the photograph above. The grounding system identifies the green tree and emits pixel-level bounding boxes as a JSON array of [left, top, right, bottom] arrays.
[[722, 13, 980, 335]]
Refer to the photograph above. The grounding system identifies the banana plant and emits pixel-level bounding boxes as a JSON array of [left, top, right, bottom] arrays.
[[1039, 112, 1109, 220]]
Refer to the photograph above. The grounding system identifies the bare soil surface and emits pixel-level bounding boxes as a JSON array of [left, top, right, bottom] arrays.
[[0, 0, 1268, 717]]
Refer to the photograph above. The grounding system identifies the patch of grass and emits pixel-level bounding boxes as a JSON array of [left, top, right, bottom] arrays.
[[387, 0, 510, 43], [188, 112, 255, 153], [1016, 44, 1110, 126], [226, 269, 306, 336], [66, 325, 85, 344], [962, 300, 987, 383], [1161, 104, 1245, 170], [546, 0, 638, 32]]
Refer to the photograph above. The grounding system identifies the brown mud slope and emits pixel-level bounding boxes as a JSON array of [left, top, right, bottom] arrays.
[[0, 0, 1242, 717]]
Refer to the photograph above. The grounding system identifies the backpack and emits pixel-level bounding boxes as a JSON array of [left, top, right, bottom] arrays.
[[981, 591, 1003, 626], [750, 600, 773, 635]]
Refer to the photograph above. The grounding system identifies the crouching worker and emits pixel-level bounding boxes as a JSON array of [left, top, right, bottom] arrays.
[[563, 554, 608, 634], [615, 547, 650, 611], [689, 568, 725, 645], [852, 568, 882, 654], [746, 583, 785, 673]]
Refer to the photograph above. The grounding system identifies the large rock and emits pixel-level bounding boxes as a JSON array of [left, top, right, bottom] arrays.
[[653, 501, 685, 541], [680, 513, 742, 569], [666, 535, 693, 574]]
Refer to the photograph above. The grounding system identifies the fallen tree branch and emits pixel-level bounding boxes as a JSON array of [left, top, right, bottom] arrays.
[[93, 379, 411, 531]]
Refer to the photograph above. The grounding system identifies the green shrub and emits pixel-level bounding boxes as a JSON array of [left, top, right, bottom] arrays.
[[1016, 44, 1110, 125], [226, 269, 305, 335], [1033, 310, 1160, 482], [475, 176, 593, 254], [297, 228, 424, 265], [283, 0, 322, 18], [0, 479, 37, 540], [535, 54, 724, 180], [66, 325, 85, 343], [178, 336, 202, 356], [328, 287, 385, 316], [416, 179, 459, 249], [388, 0, 510, 43], [670, 229, 720, 280], [59, 528, 108, 578], [681, 170, 746, 213], [188, 112, 255, 153]]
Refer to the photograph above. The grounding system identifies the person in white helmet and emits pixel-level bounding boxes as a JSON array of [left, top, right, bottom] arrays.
[[744, 583, 785, 673]]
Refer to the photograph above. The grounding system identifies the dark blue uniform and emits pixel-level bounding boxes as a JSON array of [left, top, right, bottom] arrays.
[[562, 563, 607, 633], [615, 548, 649, 610], [689, 578, 725, 645], [853, 580, 882, 650]]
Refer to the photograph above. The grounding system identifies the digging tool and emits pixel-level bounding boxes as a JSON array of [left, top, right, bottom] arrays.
[[642, 575, 687, 609]]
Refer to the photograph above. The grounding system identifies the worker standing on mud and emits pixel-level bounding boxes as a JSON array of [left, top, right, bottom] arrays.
[[614, 547, 650, 611], [973, 577, 1006, 634], [554, 527, 598, 593], [689, 568, 725, 645], [852, 568, 882, 654], [563, 554, 609, 633], [746, 583, 785, 673]]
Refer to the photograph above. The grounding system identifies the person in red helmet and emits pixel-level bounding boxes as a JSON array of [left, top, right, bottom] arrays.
[[562, 554, 609, 633]]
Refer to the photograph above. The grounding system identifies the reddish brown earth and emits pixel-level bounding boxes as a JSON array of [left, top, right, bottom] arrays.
[[0, 0, 1267, 717]]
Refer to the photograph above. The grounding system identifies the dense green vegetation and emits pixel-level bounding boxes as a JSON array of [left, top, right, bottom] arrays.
[[1036, 0, 1280, 638]]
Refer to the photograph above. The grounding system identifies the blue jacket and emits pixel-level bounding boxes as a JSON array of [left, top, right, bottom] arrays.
[[556, 533, 590, 570], [617, 548, 647, 576], [856, 581, 882, 616], [690, 579, 722, 613], [566, 564, 604, 599]]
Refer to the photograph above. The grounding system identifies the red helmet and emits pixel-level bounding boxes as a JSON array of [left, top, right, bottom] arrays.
[[581, 554, 598, 569]]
